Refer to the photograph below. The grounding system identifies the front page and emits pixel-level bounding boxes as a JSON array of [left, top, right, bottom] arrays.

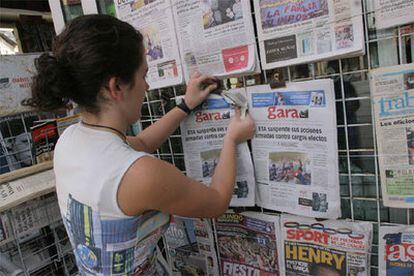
[[253, 0, 364, 69], [379, 225, 414, 276], [247, 80, 340, 218], [215, 212, 282, 276], [0, 54, 38, 117], [374, 0, 414, 29], [172, 0, 259, 81], [178, 94, 255, 207], [115, 0, 183, 89], [281, 214, 372, 276], [370, 64, 414, 208], [164, 216, 219, 275]]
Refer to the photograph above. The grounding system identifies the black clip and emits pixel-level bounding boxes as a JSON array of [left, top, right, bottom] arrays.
[[269, 72, 286, 89]]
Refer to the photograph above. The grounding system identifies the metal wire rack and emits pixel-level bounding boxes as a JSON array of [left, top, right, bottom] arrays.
[[0, 0, 413, 275]]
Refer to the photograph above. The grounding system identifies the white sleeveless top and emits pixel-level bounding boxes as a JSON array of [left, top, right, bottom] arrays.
[[54, 123, 170, 275]]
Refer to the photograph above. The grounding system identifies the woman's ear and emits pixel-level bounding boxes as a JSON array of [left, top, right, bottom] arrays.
[[106, 76, 125, 101]]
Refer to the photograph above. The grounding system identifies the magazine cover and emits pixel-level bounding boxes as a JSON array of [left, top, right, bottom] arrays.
[[281, 214, 372, 276], [178, 93, 256, 207], [215, 211, 283, 275], [248, 80, 340, 218], [379, 225, 414, 276]]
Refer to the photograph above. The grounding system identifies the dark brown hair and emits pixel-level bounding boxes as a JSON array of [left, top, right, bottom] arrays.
[[30, 14, 144, 113]]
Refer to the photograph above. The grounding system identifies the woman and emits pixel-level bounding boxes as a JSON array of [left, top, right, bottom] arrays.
[[31, 15, 255, 275]]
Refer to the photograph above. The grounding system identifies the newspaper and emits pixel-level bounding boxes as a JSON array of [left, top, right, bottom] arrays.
[[253, 0, 364, 69], [178, 94, 255, 207], [115, 0, 183, 89], [172, 0, 260, 81], [374, 0, 414, 29], [247, 80, 340, 218], [0, 54, 38, 117], [379, 224, 414, 276], [370, 64, 414, 208], [215, 211, 282, 275], [281, 214, 372, 276], [164, 216, 219, 276]]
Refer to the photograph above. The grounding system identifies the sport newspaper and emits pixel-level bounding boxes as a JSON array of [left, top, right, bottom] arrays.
[[178, 94, 255, 207], [281, 214, 372, 276], [247, 80, 341, 218], [370, 64, 414, 208], [253, 0, 364, 70], [172, 0, 260, 81], [164, 216, 219, 276], [379, 225, 414, 276], [115, 0, 183, 89], [215, 212, 282, 276], [374, 0, 414, 29]]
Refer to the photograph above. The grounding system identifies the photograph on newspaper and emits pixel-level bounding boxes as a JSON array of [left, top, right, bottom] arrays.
[[374, 0, 414, 29], [253, 0, 364, 69], [281, 214, 372, 276], [379, 225, 414, 276], [172, 0, 259, 81], [164, 216, 219, 276], [215, 212, 283, 275], [247, 80, 340, 218], [114, 0, 183, 89], [0, 54, 39, 117], [370, 64, 414, 208], [178, 93, 256, 207]]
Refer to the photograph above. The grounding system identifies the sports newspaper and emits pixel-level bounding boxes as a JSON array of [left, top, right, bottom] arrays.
[[178, 94, 256, 207], [370, 64, 414, 208], [253, 0, 364, 69], [164, 216, 219, 275], [215, 212, 282, 276], [115, 0, 183, 89], [379, 225, 414, 276], [172, 0, 260, 81], [247, 80, 340, 218], [281, 214, 372, 276]]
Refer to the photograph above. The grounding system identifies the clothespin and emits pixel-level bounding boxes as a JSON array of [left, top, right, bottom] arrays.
[[269, 72, 286, 89]]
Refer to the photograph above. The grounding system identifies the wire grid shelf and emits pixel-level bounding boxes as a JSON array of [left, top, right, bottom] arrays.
[[0, 0, 413, 275]]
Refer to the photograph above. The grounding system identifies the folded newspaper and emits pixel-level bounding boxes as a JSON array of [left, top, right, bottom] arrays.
[[115, 0, 184, 89], [247, 80, 341, 218], [164, 216, 219, 276], [370, 63, 414, 208], [281, 214, 373, 276], [253, 0, 365, 69], [178, 93, 255, 207], [172, 0, 260, 81], [215, 211, 282, 275], [379, 224, 414, 276]]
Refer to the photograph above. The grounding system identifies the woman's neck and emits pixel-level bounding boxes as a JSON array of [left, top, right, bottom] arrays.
[[80, 111, 128, 138]]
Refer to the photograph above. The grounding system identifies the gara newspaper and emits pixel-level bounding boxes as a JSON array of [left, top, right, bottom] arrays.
[[370, 63, 414, 208], [281, 214, 372, 276], [178, 94, 255, 207], [247, 80, 340, 218]]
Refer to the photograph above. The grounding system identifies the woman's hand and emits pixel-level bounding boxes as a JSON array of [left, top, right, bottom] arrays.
[[225, 108, 255, 145], [184, 71, 218, 109]]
